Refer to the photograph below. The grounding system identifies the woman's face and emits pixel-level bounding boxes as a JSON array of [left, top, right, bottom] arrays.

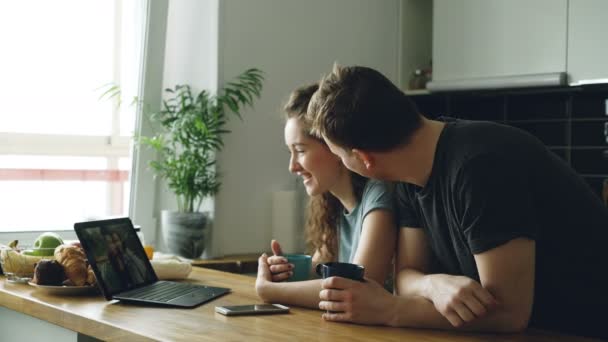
[[284, 118, 343, 196]]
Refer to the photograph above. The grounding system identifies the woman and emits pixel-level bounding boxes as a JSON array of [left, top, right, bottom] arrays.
[[255, 83, 397, 309]]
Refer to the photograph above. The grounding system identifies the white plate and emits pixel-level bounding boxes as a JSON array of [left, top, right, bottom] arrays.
[[28, 282, 98, 295]]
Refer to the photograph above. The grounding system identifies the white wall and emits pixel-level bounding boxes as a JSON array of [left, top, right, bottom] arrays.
[[149, 0, 219, 254], [130, 0, 168, 248], [213, 0, 401, 255], [162, 0, 218, 93]]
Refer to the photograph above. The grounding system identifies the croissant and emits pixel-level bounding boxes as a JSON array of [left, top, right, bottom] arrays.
[[54, 245, 89, 286], [86, 265, 96, 286]]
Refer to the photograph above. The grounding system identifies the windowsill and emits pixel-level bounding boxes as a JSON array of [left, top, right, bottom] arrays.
[[0, 230, 78, 245], [0, 224, 141, 247]]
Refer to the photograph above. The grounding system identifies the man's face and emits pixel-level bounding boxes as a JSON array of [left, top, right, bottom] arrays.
[[323, 136, 371, 178]]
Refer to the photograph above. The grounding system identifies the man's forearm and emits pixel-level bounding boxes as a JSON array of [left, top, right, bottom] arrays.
[[388, 295, 526, 333], [395, 268, 432, 298]]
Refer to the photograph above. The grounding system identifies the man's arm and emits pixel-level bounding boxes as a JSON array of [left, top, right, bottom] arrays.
[[320, 237, 535, 332], [396, 227, 498, 326], [472, 237, 535, 331]]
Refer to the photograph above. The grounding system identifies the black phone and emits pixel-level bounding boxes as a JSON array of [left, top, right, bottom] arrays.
[[215, 304, 290, 316]]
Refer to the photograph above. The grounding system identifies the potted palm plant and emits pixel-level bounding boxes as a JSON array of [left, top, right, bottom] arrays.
[[140, 68, 264, 258]]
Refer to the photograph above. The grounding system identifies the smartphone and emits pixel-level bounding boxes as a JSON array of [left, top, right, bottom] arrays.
[[215, 304, 290, 316]]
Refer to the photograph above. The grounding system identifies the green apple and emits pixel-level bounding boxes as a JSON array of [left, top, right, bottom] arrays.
[[32, 232, 64, 256]]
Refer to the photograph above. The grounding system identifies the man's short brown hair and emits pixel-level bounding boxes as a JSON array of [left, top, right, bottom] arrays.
[[308, 64, 421, 151]]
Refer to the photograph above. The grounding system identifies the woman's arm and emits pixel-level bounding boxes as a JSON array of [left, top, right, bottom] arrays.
[[351, 209, 397, 285]]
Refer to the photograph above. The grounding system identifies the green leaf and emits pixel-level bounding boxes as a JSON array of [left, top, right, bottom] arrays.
[[98, 84, 121, 101], [135, 67, 264, 210]]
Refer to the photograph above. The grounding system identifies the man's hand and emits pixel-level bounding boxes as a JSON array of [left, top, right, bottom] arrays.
[[266, 239, 293, 281], [426, 274, 498, 327], [318, 276, 397, 326]]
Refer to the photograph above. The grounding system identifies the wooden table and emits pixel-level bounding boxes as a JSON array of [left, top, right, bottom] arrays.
[[0, 268, 601, 341]]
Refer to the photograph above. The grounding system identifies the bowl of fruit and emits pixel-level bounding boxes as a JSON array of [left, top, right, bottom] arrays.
[[0, 232, 64, 283]]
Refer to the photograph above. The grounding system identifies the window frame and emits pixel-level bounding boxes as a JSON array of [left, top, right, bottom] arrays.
[[0, 0, 160, 244]]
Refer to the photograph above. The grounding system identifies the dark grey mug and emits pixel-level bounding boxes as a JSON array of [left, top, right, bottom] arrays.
[[315, 262, 365, 281]]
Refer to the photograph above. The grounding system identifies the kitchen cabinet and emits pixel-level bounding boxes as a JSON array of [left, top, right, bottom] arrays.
[[429, 0, 608, 90], [409, 85, 608, 200], [567, 0, 608, 85], [431, 0, 568, 90]]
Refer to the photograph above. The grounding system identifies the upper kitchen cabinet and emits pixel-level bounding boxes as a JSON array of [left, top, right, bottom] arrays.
[[430, 0, 568, 91], [399, 0, 433, 94], [567, 0, 608, 85]]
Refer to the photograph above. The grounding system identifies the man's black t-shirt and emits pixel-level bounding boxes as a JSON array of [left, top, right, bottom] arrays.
[[396, 119, 608, 338]]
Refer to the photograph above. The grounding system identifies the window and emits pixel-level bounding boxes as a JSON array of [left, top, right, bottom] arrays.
[[0, 0, 146, 232]]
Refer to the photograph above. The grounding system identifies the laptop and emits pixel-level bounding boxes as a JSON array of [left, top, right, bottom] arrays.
[[74, 217, 230, 308]]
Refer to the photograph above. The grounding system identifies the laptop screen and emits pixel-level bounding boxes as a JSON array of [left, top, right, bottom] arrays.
[[75, 218, 157, 298]]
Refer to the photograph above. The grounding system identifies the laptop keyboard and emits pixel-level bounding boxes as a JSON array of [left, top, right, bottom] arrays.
[[125, 282, 200, 303]]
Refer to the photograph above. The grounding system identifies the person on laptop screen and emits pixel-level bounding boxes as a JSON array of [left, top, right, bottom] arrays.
[[105, 231, 149, 288], [79, 224, 155, 293]]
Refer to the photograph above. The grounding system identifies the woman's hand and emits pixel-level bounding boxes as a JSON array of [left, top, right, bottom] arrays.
[[255, 253, 277, 302], [267, 240, 293, 282], [426, 274, 498, 327]]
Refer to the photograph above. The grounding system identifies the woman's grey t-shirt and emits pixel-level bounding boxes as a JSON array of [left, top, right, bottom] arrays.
[[338, 179, 395, 263]]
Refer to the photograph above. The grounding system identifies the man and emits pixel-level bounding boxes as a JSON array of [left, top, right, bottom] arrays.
[[307, 64, 608, 339]]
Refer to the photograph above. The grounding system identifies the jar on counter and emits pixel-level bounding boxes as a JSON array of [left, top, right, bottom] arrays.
[[408, 69, 426, 90]]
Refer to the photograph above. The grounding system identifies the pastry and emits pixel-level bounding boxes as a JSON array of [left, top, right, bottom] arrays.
[[32, 259, 65, 285], [86, 265, 96, 286], [54, 245, 89, 286]]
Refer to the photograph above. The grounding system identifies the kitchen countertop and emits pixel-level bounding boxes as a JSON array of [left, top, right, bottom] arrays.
[[0, 267, 601, 341]]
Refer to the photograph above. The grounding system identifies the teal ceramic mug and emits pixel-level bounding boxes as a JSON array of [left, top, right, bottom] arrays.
[[284, 254, 312, 282]]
